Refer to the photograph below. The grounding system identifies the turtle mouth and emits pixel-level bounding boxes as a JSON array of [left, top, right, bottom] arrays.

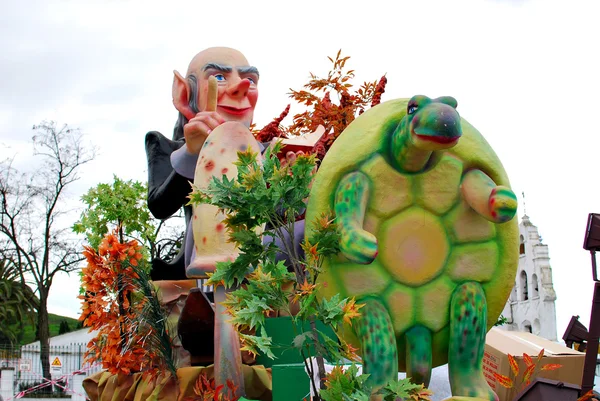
[[414, 133, 460, 145], [411, 129, 461, 150]]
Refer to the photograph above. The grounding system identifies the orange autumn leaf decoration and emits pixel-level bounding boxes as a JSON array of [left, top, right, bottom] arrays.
[[413, 386, 434, 400], [225, 380, 239, 400], [193, 373, 217, 401], [536, 348, 545, 364], [494, 351, 563, 396], [324, 365, 346, 388], [79, 230, 168, 378], [508, 354, 519, 376], [522, 364, 536, 385], [300, 239, 319, 261], [316, 212, 335, 230], [185, 372, 239, 401], [540, 363, 563, 371], [523, 352, 534, 368], [293, 278, 317, 303], [578, 389, 596, 401], [493, 373, 513, 389], [340, 339, 360, 362], [342, 298, 365, 326]]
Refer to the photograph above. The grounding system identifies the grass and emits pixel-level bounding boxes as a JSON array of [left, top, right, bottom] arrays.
[[17, 313, 82, 346]]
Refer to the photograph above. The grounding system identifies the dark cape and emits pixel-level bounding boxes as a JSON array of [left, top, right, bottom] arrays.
[[145, 131, 190, 280]]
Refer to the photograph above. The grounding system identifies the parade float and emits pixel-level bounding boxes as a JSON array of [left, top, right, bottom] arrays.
[[78, 49, 521, 401]]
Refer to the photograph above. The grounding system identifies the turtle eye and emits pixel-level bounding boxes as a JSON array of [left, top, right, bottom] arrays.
[[408, 105, 418, 115]]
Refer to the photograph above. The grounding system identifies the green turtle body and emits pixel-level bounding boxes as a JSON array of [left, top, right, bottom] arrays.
[[306, 96, 518, 400]]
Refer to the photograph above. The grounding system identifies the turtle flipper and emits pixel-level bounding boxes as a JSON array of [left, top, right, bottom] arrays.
[[461, 169, 517, 223], [354, 298, 398, 390], [335, 171, 378, 264], [405, 325, 432, 387], [449, 282, 498, 401]]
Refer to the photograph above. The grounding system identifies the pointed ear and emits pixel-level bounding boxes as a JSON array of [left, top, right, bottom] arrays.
[[172, 70, 196, 121]]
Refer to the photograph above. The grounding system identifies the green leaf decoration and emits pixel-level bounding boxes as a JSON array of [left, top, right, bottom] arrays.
[[318, 293, 346, 326], [376, 378, 433, 401], [292, 331, 316, 349], [240, 327, 275, 360], [320, 364, 372, 401]]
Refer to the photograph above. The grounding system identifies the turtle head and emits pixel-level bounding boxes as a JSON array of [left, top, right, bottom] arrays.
[[404, 95, 462, 150], [391, 95, 462, 172]]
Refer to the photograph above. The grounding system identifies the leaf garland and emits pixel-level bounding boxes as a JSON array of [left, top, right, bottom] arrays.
[[79, 231, 176, 378]]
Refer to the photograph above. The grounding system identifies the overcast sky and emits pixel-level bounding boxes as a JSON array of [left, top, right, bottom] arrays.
[[1, 0, 599, 340]]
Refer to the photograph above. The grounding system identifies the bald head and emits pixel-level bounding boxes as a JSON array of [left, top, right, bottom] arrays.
[[187, 47, 250, 77]]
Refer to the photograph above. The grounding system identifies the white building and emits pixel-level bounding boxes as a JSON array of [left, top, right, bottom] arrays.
[[19, 328, 100, 383], [499, 214, 558, 341], [0, 330, 99, 401]]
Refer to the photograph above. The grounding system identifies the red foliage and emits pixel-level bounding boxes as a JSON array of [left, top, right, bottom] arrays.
[[253, 50, 387, 164], [254, 104, 290, 143], [371, 75, 387, 108]]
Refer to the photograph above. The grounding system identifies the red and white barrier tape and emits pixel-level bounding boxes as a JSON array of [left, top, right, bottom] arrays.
[[4, 364, 100, 401]]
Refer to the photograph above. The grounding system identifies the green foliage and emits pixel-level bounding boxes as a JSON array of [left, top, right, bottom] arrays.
[[239, 328, 275, 360], [320, 364, 370, 401], [7, 313, 80, 346], [316, 293, 346, 327], [58, 320, 71, 335], [221, 261, 295, 330], [376, 378, 433, 400], [73, 175, 185, 299], [0, 259, 38, 345], [495, 314, 509, 327], [73, 175, 155, 248], [188, 142, 371, 399], [190, 142, 318, 288], [319, 364, 434, 401]]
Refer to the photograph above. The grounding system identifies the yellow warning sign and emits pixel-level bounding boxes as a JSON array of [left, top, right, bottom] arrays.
[[51, 357, 62, 367]]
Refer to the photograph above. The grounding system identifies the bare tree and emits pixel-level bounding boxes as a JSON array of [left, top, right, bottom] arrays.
[[0, 121, 95, 380]]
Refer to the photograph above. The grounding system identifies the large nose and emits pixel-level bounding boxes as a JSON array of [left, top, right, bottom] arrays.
[[226, 78, 251, 98], [415, 102, 462, 140]]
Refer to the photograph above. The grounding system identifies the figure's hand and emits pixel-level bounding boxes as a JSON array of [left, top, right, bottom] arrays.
[[184, 76, 222, 155], [184, 111, 226, 154], [334, 171, 376, 264], [461, 169, 517, 224], [281, 150, 318, 190], [281, 150, 318, 172], [280, 150, 305, 168], [489, 186, 518, 223], [340, 227, 378, 264]]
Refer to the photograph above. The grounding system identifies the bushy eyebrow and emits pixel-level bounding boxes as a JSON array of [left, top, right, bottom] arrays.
[[202, 63, 233, 73], [237, 66, 260, 78]]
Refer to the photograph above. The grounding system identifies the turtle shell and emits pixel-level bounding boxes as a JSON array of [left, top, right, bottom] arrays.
[[305, 98, 518, 369]]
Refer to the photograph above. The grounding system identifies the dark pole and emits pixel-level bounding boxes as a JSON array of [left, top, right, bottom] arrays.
[[593, 250, 598, 282], [582, 251, 600, 395]]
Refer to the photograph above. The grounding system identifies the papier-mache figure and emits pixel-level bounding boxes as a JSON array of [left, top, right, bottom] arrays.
[[145, 47, 266, 399], [145, 46, 310, 399], [306, 95, 519, 400], [145, 47, 260, 280]]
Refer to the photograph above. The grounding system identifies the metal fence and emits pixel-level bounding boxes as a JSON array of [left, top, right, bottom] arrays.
[[0, 344, 102, 397]]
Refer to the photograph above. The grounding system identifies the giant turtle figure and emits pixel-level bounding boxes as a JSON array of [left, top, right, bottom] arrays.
[[305, 95, 518, 400]]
